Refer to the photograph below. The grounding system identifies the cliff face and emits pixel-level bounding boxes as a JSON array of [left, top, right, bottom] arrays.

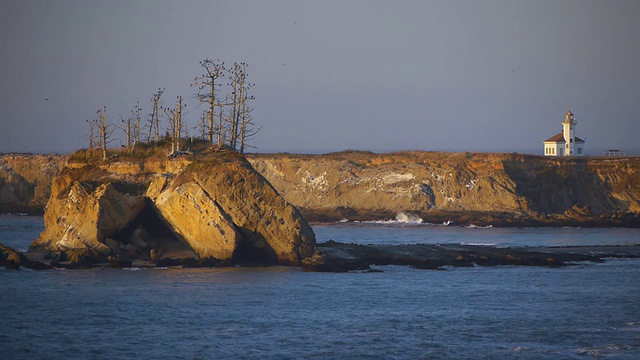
[[29, 149, 316, 265], [247, 152, 640, 225], [2, 151, 639, 227], [0, 154, 65, 214]]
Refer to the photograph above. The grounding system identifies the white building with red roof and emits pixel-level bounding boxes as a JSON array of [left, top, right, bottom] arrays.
[[543, 109, 585, 156]]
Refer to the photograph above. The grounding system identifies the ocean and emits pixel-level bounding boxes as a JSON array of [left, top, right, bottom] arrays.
[[2, 215, 640, 359]]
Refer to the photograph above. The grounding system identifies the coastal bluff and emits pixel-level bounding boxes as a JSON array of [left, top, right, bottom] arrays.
[[28, 147, 316, 266], [1, 151, 639, 227], [247, 151, 640, 226]]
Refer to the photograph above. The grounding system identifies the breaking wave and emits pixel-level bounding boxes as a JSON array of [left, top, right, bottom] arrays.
[[394, 212, 424, 224], [358, 212, 428, 225]]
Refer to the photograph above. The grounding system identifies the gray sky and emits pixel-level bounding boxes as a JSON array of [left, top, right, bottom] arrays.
[[1, 0, 639, 155]]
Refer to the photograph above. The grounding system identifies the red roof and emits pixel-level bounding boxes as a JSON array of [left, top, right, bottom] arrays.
[[544, 131, 585, 143]]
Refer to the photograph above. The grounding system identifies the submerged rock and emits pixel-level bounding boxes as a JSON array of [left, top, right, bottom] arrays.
[[302, 241, 639, 272], [1, 243, 26, 269], [1, 243, 51, 270]]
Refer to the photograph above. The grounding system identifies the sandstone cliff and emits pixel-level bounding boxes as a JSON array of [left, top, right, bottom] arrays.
[[29, 147, 316, 265], [247, 151, 640, 226], [0, 154, 65, 214], [2, 151, 639, 227]]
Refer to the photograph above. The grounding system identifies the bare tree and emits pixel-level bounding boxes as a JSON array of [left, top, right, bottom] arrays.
[[96, 106, 115, 161], [165, 95, 186, 155], [228, 63, 259, 153], [119, 113, 133, 148], [216, 97, 227, 147], [197, 108, 208, 140], [133, 101, 142, 146], [192, 59, 225, 144], [146, 88, 164, 142], [86, 118, 97, 149]]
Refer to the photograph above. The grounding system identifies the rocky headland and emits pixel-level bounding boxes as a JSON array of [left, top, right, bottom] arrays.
[[247, 151, 640, 227], [2, 149, 640, 271], [2, 150, 639, 227]]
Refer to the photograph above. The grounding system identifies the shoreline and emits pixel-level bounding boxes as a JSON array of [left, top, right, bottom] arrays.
[[4, 242, 640, 272]]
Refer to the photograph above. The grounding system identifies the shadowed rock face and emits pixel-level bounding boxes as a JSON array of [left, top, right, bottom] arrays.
[[29, 148, 316, 266], [0, 154, 65, 214]]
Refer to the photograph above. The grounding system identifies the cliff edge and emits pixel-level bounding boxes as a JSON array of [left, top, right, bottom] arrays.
[[248, 151, 640, 226], [1, 150, 639, 227]]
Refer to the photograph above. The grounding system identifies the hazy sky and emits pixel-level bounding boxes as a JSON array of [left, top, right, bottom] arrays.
[[1, 0, 639, 155]]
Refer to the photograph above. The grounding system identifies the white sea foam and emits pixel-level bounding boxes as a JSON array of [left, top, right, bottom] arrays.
[[394, 212, 424, 224], [460, 242, 497, 247], [466, 224, 493, 229], [122, 267, 142, 272], [357, 212, 430, 225]]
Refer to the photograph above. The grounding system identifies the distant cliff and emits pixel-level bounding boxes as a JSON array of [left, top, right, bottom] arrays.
[[0, 154, 65, 214], [247, 151, 640, 226], [1, 151, 639, 227]]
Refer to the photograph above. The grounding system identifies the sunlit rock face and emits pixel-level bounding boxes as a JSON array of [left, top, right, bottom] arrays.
[[248, 151, 640, 225], [3, 150, 640, 227], [29, 148, 317, 265], [30, 180, 146, 254]]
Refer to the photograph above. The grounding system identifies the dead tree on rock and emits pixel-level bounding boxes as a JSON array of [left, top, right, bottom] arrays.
[[96, 106, 115, 161], [198, 108, 207, 140], [146, 88, 164, 142], [133, 101, 142, 146], [86, 118, 97, 149], [165, 95, 186, 155], [192, 59, 225, 144], [228, 63, 259, 153], [119, 113, 134, 149]]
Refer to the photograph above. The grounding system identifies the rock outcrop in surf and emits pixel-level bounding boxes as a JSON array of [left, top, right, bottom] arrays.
[[29, 146, 316, 266]]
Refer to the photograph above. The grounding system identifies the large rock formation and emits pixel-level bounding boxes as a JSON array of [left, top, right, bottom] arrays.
[[29, 148, 316, 265], [248, 151, 640, 226]]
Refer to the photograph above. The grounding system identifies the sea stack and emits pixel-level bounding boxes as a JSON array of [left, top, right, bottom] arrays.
[[29, 146, 316, 266]]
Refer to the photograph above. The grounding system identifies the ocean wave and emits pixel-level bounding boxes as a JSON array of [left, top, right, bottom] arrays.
[[460, 242, 498, 247], [121, 267, 142, 272], [577, 344, 638, 356], [466, 224, 493, 229], [354, 212, 432, 225]]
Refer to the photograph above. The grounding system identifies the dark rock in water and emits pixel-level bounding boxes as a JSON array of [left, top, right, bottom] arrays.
[[109, 258, 133, 268], [1, 243, 27, 269], [1, 243, 51, 270], [302, 242, 640, 272], [155, 257, 179, 267]]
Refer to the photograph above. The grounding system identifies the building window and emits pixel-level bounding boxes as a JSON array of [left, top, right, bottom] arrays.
[[577, 148, 582, 155]]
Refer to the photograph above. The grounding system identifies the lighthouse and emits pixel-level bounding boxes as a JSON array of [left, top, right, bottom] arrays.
[[562, 109, 577, 156], [543, 109, 586, 156]]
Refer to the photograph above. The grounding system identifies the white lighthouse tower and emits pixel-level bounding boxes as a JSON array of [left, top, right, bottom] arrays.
[[543, 109, 585, 156], [562, 109, 576, 156]]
